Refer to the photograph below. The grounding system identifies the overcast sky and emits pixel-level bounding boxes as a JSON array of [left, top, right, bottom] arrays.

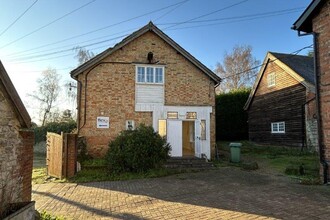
[[0, 0, 312, 122]]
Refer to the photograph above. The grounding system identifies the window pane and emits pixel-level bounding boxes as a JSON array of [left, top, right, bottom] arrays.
[[155, 68, 163, 83], [272, 123, 278, 132], [201, 120, 206, 140], [137, 67, 145, 82], [279, 122, 285, 132], [158, 120, 166, 137], [146, 67, 154, 82]]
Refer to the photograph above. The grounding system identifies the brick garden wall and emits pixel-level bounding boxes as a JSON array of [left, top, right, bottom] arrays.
[[77, 31, 216, 158], [0, 82, 34, 211], [312, 0, 330, 179]]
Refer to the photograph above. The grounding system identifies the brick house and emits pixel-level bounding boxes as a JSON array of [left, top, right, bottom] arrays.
[[292, 0, 330, 183], [70, 22, 221, 159], [244, 52, 317, 149], [0, 61, 34, 212]]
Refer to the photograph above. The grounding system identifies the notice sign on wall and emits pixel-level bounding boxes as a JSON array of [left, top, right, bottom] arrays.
[[97, 116, 109, 128]]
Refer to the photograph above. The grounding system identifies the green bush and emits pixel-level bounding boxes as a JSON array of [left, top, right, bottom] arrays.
[[106, 124, 171, 173], [34, 120, 77, 144], [216, 88, 250, 140]]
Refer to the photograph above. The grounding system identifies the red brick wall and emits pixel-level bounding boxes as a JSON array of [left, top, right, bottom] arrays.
[[76, 31, 216, 158], [65, 133, 77, 178], [312, 0, 330, 179], [18, 130, 34, 202]]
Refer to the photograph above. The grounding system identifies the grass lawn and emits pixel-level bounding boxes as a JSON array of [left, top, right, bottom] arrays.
[[216, 140, 320, 184], [69, 159, 184, 183], [32, 155, 184, 184]]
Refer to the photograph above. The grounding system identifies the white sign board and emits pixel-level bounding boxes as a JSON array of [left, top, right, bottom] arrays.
[[97, 117, 109, 128]]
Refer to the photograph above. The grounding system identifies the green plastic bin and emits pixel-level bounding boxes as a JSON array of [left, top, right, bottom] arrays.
[[230, 143, 242, 163]]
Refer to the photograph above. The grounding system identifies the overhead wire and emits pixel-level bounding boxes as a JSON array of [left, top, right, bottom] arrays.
[[1, 0, 187, 52], [221, 44, 314, 80], [166, 9, 304, 30], [154, 0, 190, 22], [163, 0, 249, 30], [8, 34, 129, 62], [6, 27, 138, 58], [0, 0, 39, 38], [0, 0, 97, 49]]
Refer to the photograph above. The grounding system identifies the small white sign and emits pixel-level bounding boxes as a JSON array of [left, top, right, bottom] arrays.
[[97, 116, 109, 128], [126, 120, 135, 130]]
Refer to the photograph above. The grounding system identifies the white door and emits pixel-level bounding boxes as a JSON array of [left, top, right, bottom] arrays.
[[167, 120, 182, 157]]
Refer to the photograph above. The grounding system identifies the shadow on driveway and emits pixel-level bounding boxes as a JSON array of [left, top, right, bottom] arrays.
[[32, 167, 330, 219]]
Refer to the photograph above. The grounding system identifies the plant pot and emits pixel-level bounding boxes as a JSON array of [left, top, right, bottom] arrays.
[[2, 201, 35, 220]]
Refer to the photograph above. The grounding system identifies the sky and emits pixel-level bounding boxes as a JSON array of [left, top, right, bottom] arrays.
[[0, 0, 312, 123]]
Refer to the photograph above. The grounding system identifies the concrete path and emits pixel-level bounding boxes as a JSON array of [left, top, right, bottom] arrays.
[[32, 167, 330, 220]]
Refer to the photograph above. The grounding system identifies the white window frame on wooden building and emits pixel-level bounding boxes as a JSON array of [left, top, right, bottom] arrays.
[[271, 121, 285, 133], [267, 72, 276, 87]]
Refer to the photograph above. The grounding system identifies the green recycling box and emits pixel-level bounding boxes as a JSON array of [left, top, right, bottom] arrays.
[[230, 142, 242, 163]]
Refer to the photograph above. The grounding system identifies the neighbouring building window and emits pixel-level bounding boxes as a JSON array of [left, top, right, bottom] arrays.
[[267, 73, 276, 87], [271, 121, 285, 133], [186, 112, 197, 119], [167, 112, 178, 119], [158, 120, 166, 137], [136, 66, 164, 84], [201, 120, 206, 140]]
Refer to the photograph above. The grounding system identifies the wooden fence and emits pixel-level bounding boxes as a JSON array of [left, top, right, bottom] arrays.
[[46, 132, 77, 179]]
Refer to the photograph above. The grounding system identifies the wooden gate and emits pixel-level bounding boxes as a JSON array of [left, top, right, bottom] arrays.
[[46, 132, 77, 179]]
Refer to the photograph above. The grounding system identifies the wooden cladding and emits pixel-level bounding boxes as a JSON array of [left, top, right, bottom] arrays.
[[248, 84, 306, 146]]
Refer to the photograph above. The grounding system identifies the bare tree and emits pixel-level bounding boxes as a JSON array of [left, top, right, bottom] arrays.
[[65, 47, 95, 120], [215, 45, 260, 93], [73, 46, 95, 65], [29, 68, 61, 126]]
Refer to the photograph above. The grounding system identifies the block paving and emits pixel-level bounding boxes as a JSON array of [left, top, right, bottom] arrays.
[[32, 167, 330, 219]]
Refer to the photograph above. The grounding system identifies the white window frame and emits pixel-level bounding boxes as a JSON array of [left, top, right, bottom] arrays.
[[271, 121, 285, 134], [267, 72, 276, 87], [136, 65, 164, 84]]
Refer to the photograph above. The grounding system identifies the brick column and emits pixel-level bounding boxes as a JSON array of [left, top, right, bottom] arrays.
[[18, 130, 34, 202], [65, 133, 78, 178]]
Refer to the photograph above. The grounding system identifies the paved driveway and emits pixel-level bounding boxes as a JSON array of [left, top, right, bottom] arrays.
[[32, 167, 330, 220]]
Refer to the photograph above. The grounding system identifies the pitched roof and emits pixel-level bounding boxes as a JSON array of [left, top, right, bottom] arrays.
[[0, 61, 31, 128], [244, 52, 315, 110], [292, 0, 325, 33], [70, 22, 221, 83], [271, 52, 314, 85]]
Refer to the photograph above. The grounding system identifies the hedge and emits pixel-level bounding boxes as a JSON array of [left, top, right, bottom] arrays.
[[34, 121, 77, 144], [216, 88, 250, 140]]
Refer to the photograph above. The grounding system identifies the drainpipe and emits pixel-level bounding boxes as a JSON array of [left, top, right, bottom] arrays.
[[307, 32, 328, 184], [296, 31, 328, 183]]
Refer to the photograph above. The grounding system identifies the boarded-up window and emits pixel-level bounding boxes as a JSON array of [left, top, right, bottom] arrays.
[[186, 112, 197, 119], [167, 112, 178, 119], [158, 120, 166, 137], [201, 120, 206, 140]]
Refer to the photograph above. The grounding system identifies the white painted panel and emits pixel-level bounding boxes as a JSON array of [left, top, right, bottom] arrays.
[[195, 120, 201, 157], [136, 84, 164, 104], [167, 120, 182, 157]]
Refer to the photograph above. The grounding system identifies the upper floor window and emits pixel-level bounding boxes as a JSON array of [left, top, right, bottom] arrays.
[[136, 66, 164, 84], [267, 73, 276, 87], [271, 121, 285, 133]]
